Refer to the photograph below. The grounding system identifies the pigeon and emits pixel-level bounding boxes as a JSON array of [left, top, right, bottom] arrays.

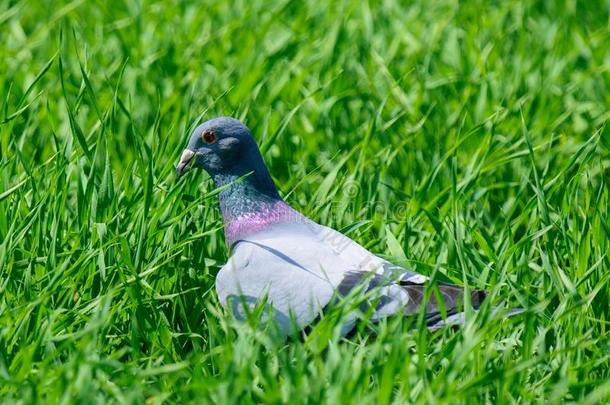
[[177, 117, 512, 336]]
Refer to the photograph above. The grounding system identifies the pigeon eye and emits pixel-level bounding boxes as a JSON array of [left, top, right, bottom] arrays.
[[202, 130, 217, 144]]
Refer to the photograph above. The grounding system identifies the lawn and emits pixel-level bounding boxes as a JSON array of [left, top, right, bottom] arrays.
[[1, 0, 609, 403]]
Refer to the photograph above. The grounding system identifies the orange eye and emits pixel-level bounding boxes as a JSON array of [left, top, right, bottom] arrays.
[[202, 130, 217, 144]]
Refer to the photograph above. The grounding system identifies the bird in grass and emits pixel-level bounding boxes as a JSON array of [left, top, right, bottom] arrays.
[[177, 117, 515, 336]]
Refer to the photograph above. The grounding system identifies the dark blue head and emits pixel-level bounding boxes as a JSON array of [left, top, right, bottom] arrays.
[[176, 117, 279, 199]]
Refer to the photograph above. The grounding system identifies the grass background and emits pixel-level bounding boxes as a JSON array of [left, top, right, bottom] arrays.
[[1, 0, 610, 403]]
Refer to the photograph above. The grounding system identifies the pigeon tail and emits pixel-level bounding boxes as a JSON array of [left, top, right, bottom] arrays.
[[399, 281, 523, 330], [399, 281, 487, 316], [427, 306, 524, 331]]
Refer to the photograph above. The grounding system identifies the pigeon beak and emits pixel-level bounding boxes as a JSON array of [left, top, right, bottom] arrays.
[[176, 149, 196, 176]]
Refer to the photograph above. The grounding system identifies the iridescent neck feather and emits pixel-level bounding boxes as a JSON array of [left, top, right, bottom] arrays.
[[212, 173, 303, 247]]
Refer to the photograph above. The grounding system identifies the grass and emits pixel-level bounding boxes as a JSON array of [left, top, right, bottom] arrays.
[[1, 0, 609, 402]]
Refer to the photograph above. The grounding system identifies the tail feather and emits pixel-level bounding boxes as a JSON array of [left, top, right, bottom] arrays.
[[427, 306, 524, 331], [399, 279, 523, 331], [400, 280, 487, 316]]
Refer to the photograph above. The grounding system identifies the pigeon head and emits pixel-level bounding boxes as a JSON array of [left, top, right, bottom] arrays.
[[176, 116, 280, 199], [176, 117, 253, 176]]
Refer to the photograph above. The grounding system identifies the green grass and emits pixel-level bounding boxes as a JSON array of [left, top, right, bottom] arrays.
[[1, 0, 610, 403]]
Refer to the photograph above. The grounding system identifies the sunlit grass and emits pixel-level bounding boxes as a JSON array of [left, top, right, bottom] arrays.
[[1, 0, 609, 403]]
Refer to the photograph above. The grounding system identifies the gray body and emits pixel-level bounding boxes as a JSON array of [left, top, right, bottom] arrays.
[[216, 211, 431, 335]]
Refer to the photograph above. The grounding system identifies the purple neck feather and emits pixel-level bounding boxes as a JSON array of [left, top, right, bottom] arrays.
[[212, 173, 306, 247], [223, 200, 304, 246]]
